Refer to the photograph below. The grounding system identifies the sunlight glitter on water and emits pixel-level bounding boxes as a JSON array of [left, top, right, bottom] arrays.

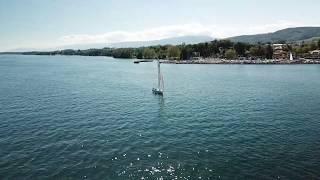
[[1, 55, 320, 179]]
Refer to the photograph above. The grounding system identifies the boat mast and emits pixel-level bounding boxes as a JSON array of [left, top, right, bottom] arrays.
[[157, 59, 161, 89]]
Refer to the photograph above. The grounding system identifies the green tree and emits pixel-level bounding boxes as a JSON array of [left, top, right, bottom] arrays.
[[234, 42, 246, 57], [112, 48, 134, 58], [158, 49, 167, 59], [100, 48, 113, 56], [167, 46, 181, 60], [264, 44, 273, 59], [180, 45, 193, 60], [302, 46, 310, 53], [136, 49, 143, 59], [309, 42, 317, 51], [318, 39, 320, 49], [249, 46, 259, 57], [143, 48, 156, 59], [249, 45, 265, 57], [61, 49, 76, 55], [293, 46, 302, 55], [225, 49, 237, 59]]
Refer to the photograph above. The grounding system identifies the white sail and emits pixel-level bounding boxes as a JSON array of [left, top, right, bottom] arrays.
[[157, 60, 161, 89], [152, 59, 164, 95], [160, 74, 164, 90], [290, 52, 293, 61]]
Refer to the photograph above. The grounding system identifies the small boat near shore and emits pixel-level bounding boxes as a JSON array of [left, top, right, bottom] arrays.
[[134, 60, 153, 64]]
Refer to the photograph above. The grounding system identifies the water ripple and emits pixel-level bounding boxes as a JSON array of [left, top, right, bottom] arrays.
[[1, 56, 320, 179]]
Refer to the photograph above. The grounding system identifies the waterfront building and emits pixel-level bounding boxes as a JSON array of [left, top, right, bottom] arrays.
[[191, 52, 201, 60], [272, 44, 288, 60], [310, 50, 320, 59]]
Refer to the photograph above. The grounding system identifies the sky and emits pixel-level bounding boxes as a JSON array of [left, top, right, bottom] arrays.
[[0, 0, 320, 51]]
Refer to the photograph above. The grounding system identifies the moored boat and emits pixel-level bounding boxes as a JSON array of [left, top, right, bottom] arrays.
[[152, 60, 164, 95]]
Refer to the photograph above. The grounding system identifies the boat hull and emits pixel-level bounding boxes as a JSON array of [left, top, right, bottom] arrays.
[[152, 88, 163, 95]]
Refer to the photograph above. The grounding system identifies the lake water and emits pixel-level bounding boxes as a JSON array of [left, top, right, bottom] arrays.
[[0, 55, 320, 179]]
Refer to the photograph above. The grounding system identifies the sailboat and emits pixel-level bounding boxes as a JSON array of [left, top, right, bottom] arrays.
[[152, 59, 164, 95]]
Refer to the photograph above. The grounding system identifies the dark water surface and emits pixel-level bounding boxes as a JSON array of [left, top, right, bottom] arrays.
[[0, 55, 320, 179]]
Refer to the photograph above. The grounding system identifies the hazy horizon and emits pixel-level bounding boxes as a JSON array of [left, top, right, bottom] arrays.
[[1, 0, 320, 51]]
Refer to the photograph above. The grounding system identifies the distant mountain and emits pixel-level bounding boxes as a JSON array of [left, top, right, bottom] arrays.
[[58, 35, 214, 50], [3, 35, 214, 52], [56, 36, 214, 50], [108, 35, 214, 48], [8, 48, 43, 52], [228, 27, 320, 44], [56, 43, 108, 51]]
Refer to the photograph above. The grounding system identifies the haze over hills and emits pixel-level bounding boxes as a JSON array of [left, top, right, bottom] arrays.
[[62, 35, 214, 50], [228, 27, 320, 44], [108, 35, 214, 48], [7, 35, 213, 52], [3, 27, 320, 53], [67, 27, 319, 50]]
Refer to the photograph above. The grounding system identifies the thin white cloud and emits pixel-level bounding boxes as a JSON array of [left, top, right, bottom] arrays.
[[59, 23, 214, 45], [5, 21, 314, 52], [59, 20, 315, 46]]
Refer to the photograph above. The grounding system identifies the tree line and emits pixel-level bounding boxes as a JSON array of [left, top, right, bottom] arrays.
[[22, 39, 320, 60]]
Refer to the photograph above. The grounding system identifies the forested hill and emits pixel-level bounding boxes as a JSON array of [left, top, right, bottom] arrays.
[[228, 27, 320, 44]]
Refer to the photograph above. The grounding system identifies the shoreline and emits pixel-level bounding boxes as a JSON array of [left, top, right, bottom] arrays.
[[161, 59, 320, 65], [1, 54, 320, 64]]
